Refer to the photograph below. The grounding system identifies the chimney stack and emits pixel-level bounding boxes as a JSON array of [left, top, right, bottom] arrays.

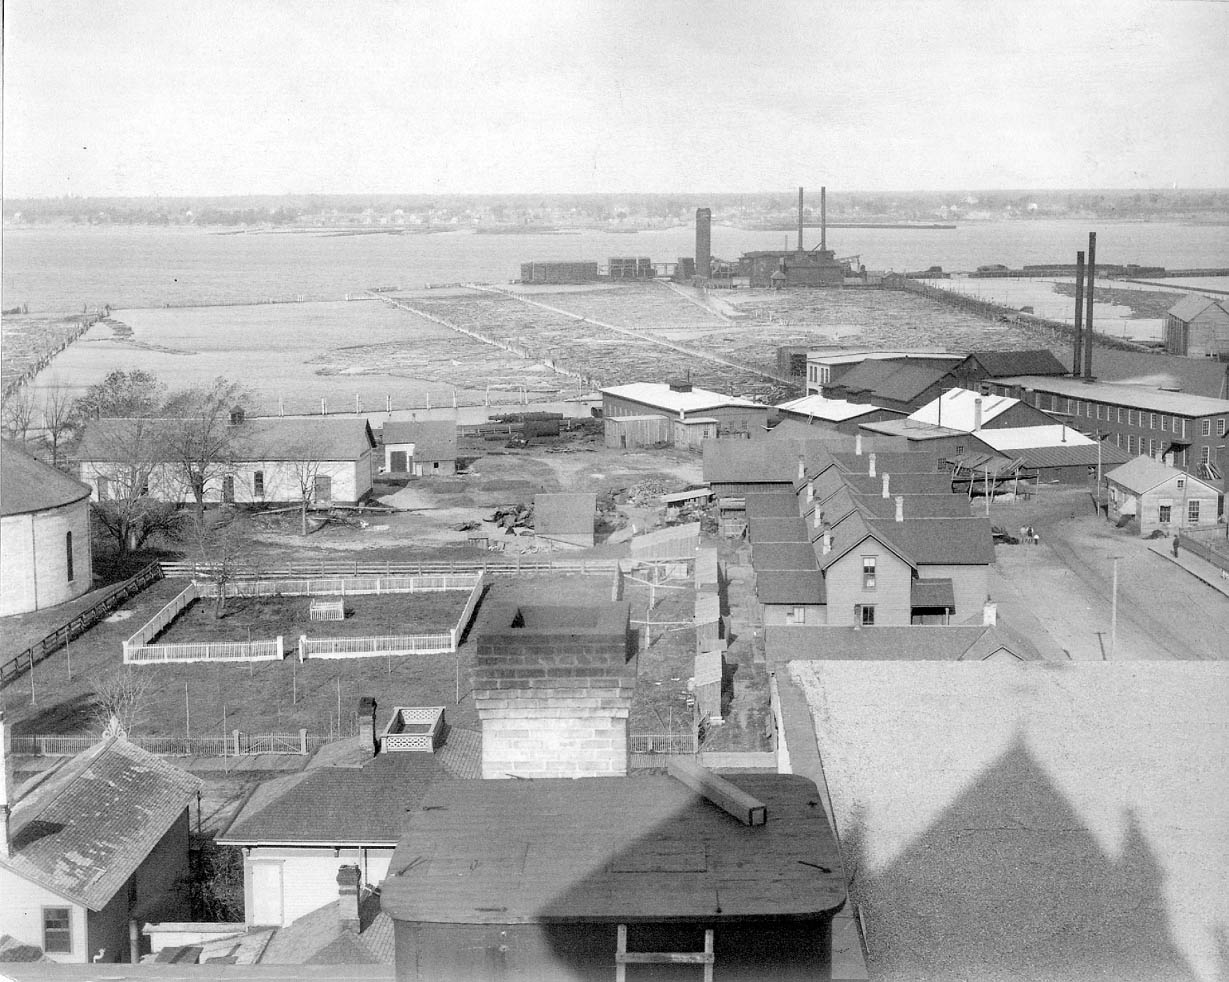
[[336, 865, 361, 933], [983, 602, 998, 627], [868, 453, 877, 477], [0, 709, 12, 859], [813, 505, 822, 529], [855, 433, 863, 456], [358, 697, 378, 756], [1083, 232, 1096, 379], [882, 472, 890, 499], [974, 397, 983, 432], [1072, 250, 1085, 376], [695, 208, 712, 279], [895, 495, 904, 523], [797, 456, 806, 482], [806, 480, 815, 503], [797, 187, 805, 253], [821, 530, 832, 555], [821, 186, 827, 253]]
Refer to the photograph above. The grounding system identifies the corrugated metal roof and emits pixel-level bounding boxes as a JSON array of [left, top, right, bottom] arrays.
[[601, 382, 763, 414], [995, 376, 1229, 417], [1, 440, 92, 517], [2, 737, 201, 910], [1011, 443, 1133, 469]]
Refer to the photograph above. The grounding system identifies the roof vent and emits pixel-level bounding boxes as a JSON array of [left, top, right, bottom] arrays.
[[668, 380, 693, 393]]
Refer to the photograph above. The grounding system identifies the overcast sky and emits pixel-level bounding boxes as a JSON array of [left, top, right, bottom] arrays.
[[4, 0, 1227, 198]]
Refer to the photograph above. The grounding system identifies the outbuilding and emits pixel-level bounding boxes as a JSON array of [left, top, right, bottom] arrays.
[[381, 420, 458, 477], [1163, 294, 1229, 359], [1103, 455, 1221, 535]]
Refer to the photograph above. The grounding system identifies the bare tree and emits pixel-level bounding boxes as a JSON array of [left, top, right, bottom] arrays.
[[1, 388, 36, 443], [92, 669, 153, 736], [40, 379, 77, 467], [287, 453, 326, 536], [192, 509, 251, 618], [162, 377, 249, 525]]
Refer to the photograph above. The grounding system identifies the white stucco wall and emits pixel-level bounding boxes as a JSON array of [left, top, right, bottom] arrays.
[[0, 868, 88, 963], [240, 846, 392, 927], [0, 499, 93, 616]]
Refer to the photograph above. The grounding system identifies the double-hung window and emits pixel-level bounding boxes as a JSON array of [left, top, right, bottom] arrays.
[[862, 557, 877, 590], [43, 908, 71, 954]]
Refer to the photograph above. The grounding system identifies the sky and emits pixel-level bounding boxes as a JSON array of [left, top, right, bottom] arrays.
[[3, 0, 1228, 198]]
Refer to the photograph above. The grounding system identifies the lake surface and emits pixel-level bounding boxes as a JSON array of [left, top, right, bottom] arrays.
[[4, 220, 1227, 313]]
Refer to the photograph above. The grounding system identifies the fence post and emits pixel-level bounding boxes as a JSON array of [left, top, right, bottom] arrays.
[[277, 635, 284, 659], [232, 729, 242, 756], [299, 635, 307, 662], [299, 728, 309, 755]]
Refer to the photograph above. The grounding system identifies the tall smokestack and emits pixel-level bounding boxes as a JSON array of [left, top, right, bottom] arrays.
[[695, 208, 712, 280], [821, 186, 827, 252], [1072, 250, 1085, 376], [797, 187, 805, 253], [1084, 232, 1096, 379]]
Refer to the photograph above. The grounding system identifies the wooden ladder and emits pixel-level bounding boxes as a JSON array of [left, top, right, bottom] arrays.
[[615, 924, 714, 981]]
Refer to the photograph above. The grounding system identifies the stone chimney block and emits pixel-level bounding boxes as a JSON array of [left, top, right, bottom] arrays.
[[336, 865, 361, 933], [983, 602, 998, 627], [822, 530, 832, 555], [806, 481, 815, 503], [974, 397, 984, 432], [882, 472, 890, 498], [895, 495, 904, 523], [868, 453, 877, 477], [358, 697, 378, 756], [797, 456, 805, 481], [855, 433, 863, 456]]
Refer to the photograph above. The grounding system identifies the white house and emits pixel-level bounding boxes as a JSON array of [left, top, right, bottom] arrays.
[[381, 420, 457, 477], [0, 715, 200, 964], [1, 441, 94, 616], [76, 417, 376, 507], [1104, 455, 1221, 536]]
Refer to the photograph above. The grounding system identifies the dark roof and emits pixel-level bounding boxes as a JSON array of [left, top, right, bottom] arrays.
[[757, 570, 826, 604], [964, 349, 1069, 377], [2, 736, 201, 910], [818, 511, 912, 571], [703, 438, 836, 485], [747, 515, 809, 543], [259, 891, 394, 966], [752, 542, 819, 572], [851, 492, 972, 519], [1008, 443, 1133, 469], [220, 754, 447, 846], [769, 625, 1036, 662], [381, 420, 457, 460], [744, 492, 803, 518], [77, 417, 376, 463], [380, 774, 845, 924], [766, 418, 860, 449], [911, 578, 956, 609], [1, 440, 92, 517], [810, 468, 852, 502], [832, 451, 938, 475], [830, 359, 905, 395], [873, 362, 957, 403], [533, 493, 596, 535], [842, 472, 952, 495], [869, 517, 996, 565]]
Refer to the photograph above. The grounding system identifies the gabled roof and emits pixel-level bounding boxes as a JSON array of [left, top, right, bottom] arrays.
[[850, 492, 972, 519], [909, 387, 1020, 430], [776, 394, 889, 422], [841, 472, 953, 496], [757, 570, 826, 605], [770, 625, 1036, 662], [220, 753, 447, 847], [1, 440, 92, 517], [1166, 293, 1228, 323], [381, 420, 457, 459], [963, 349, 1068, 377], [868, 517, 996, 566], [703, 438, 836, 485], [258, 891, 394, 966], [533, 493, 596, 535], [601, 382, 763, 414], [765, 418, 860, 450], [1104, 455, 1216, 495], [831, 360, 909, 395], [77, 417, 376, 463], [2, 736, 201, 911], [744, 492, 804, 519], [832, 451, 939, 475], [751, 542, 819, 572], [873, 362, 958, 403], [818, 511, 913, 572]]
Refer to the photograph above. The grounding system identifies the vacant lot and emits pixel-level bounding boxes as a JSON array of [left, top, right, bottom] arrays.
[[156, 591, 470, 644]]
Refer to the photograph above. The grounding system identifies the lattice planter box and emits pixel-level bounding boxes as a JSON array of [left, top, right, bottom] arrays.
[[310, 598, 345, 621], [381, 706, 445, 753]]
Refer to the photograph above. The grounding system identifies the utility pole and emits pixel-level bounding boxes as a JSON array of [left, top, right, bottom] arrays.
[[1109, 557, 1120, 660]]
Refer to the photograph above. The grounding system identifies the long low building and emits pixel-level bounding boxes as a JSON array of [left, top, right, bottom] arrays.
[[601, 381, 769, 440]]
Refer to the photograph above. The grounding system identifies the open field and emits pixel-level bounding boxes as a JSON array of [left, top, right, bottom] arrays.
[[155, 591, 471, 645]]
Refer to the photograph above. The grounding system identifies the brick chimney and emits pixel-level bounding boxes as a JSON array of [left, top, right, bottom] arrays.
[[974, 397, 983, 432], [797, 456, 806, 482], [822, 530, 832, 555], [881, 473, 890, 498], [358, 697, 378, 756], [855, 433, 863, 456], [983, 602, 998, 627], [336, 865, 361, 933], [813, 505, 822, 529], [806, 480, 815, 504], [0, 709, 12, 859], [474, 604, 635, 779], [895, 495, 904, 523], [868, 453, 876, 477]]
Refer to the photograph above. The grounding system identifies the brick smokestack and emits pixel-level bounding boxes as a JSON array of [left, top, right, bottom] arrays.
[[0, 709, 12, 859], [336, 865, 361, 933], [1072, 250, 1085, 376], [1084, 232, 1096, 379], [813, 504, 822, 529], [798, 187, 805, 253], [821, 186, 827, 252], [474, 604, 635, 779], [806, 480, 815, 504], [358, 697, 378, 756], [695, 208, 712, 280]]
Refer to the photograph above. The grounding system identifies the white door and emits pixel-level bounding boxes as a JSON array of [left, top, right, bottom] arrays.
[[250, 863, 284, 926]]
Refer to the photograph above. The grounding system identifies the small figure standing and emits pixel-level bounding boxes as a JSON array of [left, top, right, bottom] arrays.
[[1026, 525, 1035, 546], [1172, 534, 1180, 559]]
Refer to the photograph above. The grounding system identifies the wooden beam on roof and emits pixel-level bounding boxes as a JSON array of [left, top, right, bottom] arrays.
[[667, 758, 767, 826]]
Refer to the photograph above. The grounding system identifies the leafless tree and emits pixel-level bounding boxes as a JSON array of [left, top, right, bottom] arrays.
[[162, 377, 250, 525], [286, 453, 326, 536], [91, 669, 153, 736], [192, 509, 251, 618], [40, 379, 77, 467], [1, 388, 36, 443]]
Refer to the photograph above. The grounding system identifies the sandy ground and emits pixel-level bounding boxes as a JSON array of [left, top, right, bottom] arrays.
[[986, 486, 1227, 661]]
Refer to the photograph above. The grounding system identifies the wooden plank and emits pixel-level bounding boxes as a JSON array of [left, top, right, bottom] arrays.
[[668, 758, 767, 826]]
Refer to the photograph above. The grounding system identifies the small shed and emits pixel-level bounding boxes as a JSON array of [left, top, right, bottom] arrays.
[[533, 492, 597, 548], [1104, 455, 1221, 536], [382, 421, 458, 477], [693, 649, 725, 722], [1163, 294, 1229, 359], [604, 414, 670, 450], [380, 774, 846, 982]]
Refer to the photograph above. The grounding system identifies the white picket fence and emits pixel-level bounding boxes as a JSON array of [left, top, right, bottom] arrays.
[[197, 574, 479, 598], [126, 637, 284, 664]]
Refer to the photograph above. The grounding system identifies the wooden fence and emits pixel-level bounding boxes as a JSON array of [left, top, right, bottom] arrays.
[[11, 729, 322, 757], [196, 574, 481, 597], [160, 558, 628, 579], [299, 633, 453, 659], [1179, 535, 1229, 576], [629, 732, 699, 755], [122, 582, 284, 664], [1, 563, 164, 687]]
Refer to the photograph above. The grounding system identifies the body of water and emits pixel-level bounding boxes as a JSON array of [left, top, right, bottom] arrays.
[[3, 220, 1227, 313]]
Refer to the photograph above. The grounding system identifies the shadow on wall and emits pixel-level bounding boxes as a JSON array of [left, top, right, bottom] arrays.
[[838, 738, 1207, 982]]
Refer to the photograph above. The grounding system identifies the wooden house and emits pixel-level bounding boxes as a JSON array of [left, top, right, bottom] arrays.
[[1163, 294, 1229, 359], [1103, 455, 1221, 536], [381, 420, 457, 477]]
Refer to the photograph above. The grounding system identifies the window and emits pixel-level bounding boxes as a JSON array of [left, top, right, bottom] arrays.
[[955, 444, 965, 454], [1201, 419, 1211, 436], [222, 475, 235, 504], [862, 557, 877, 589], [65, 532, 74, 583], [43, 907, 71, 953], [1159, 505, 1172, 523], [1150, 413, 1157, 429], [789, 606, 806, 624], [1188, 501, 1200, 524], [1067, 398, 1075, 414], [1201, 446, 1211, 465], [1115, 433, 1122, 448], [1126, 409, 1134, 426], [1117, 407, 1124, 423], [96, 476, 109, 501], [1086, 403, 1093, 418], [253, 470, 264, 498], [1126, 436, 1135, 453], [821, 366, 831, 383], [858, 604, 876, 627], [1219, 418, 1227, 437], [1149, 439, 1158, 459], [1159, 416, 1167, 432], [1177, 478, 1185, 489]]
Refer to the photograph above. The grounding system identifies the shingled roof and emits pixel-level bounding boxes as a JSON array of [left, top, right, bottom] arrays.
[[381, 420, 457, 460], [963, 349, 1068, 377], [869, 517, 997, 566], [0, 440, 92, 517], [1, 736, 201, 911], [76, 417, 376, 463]]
